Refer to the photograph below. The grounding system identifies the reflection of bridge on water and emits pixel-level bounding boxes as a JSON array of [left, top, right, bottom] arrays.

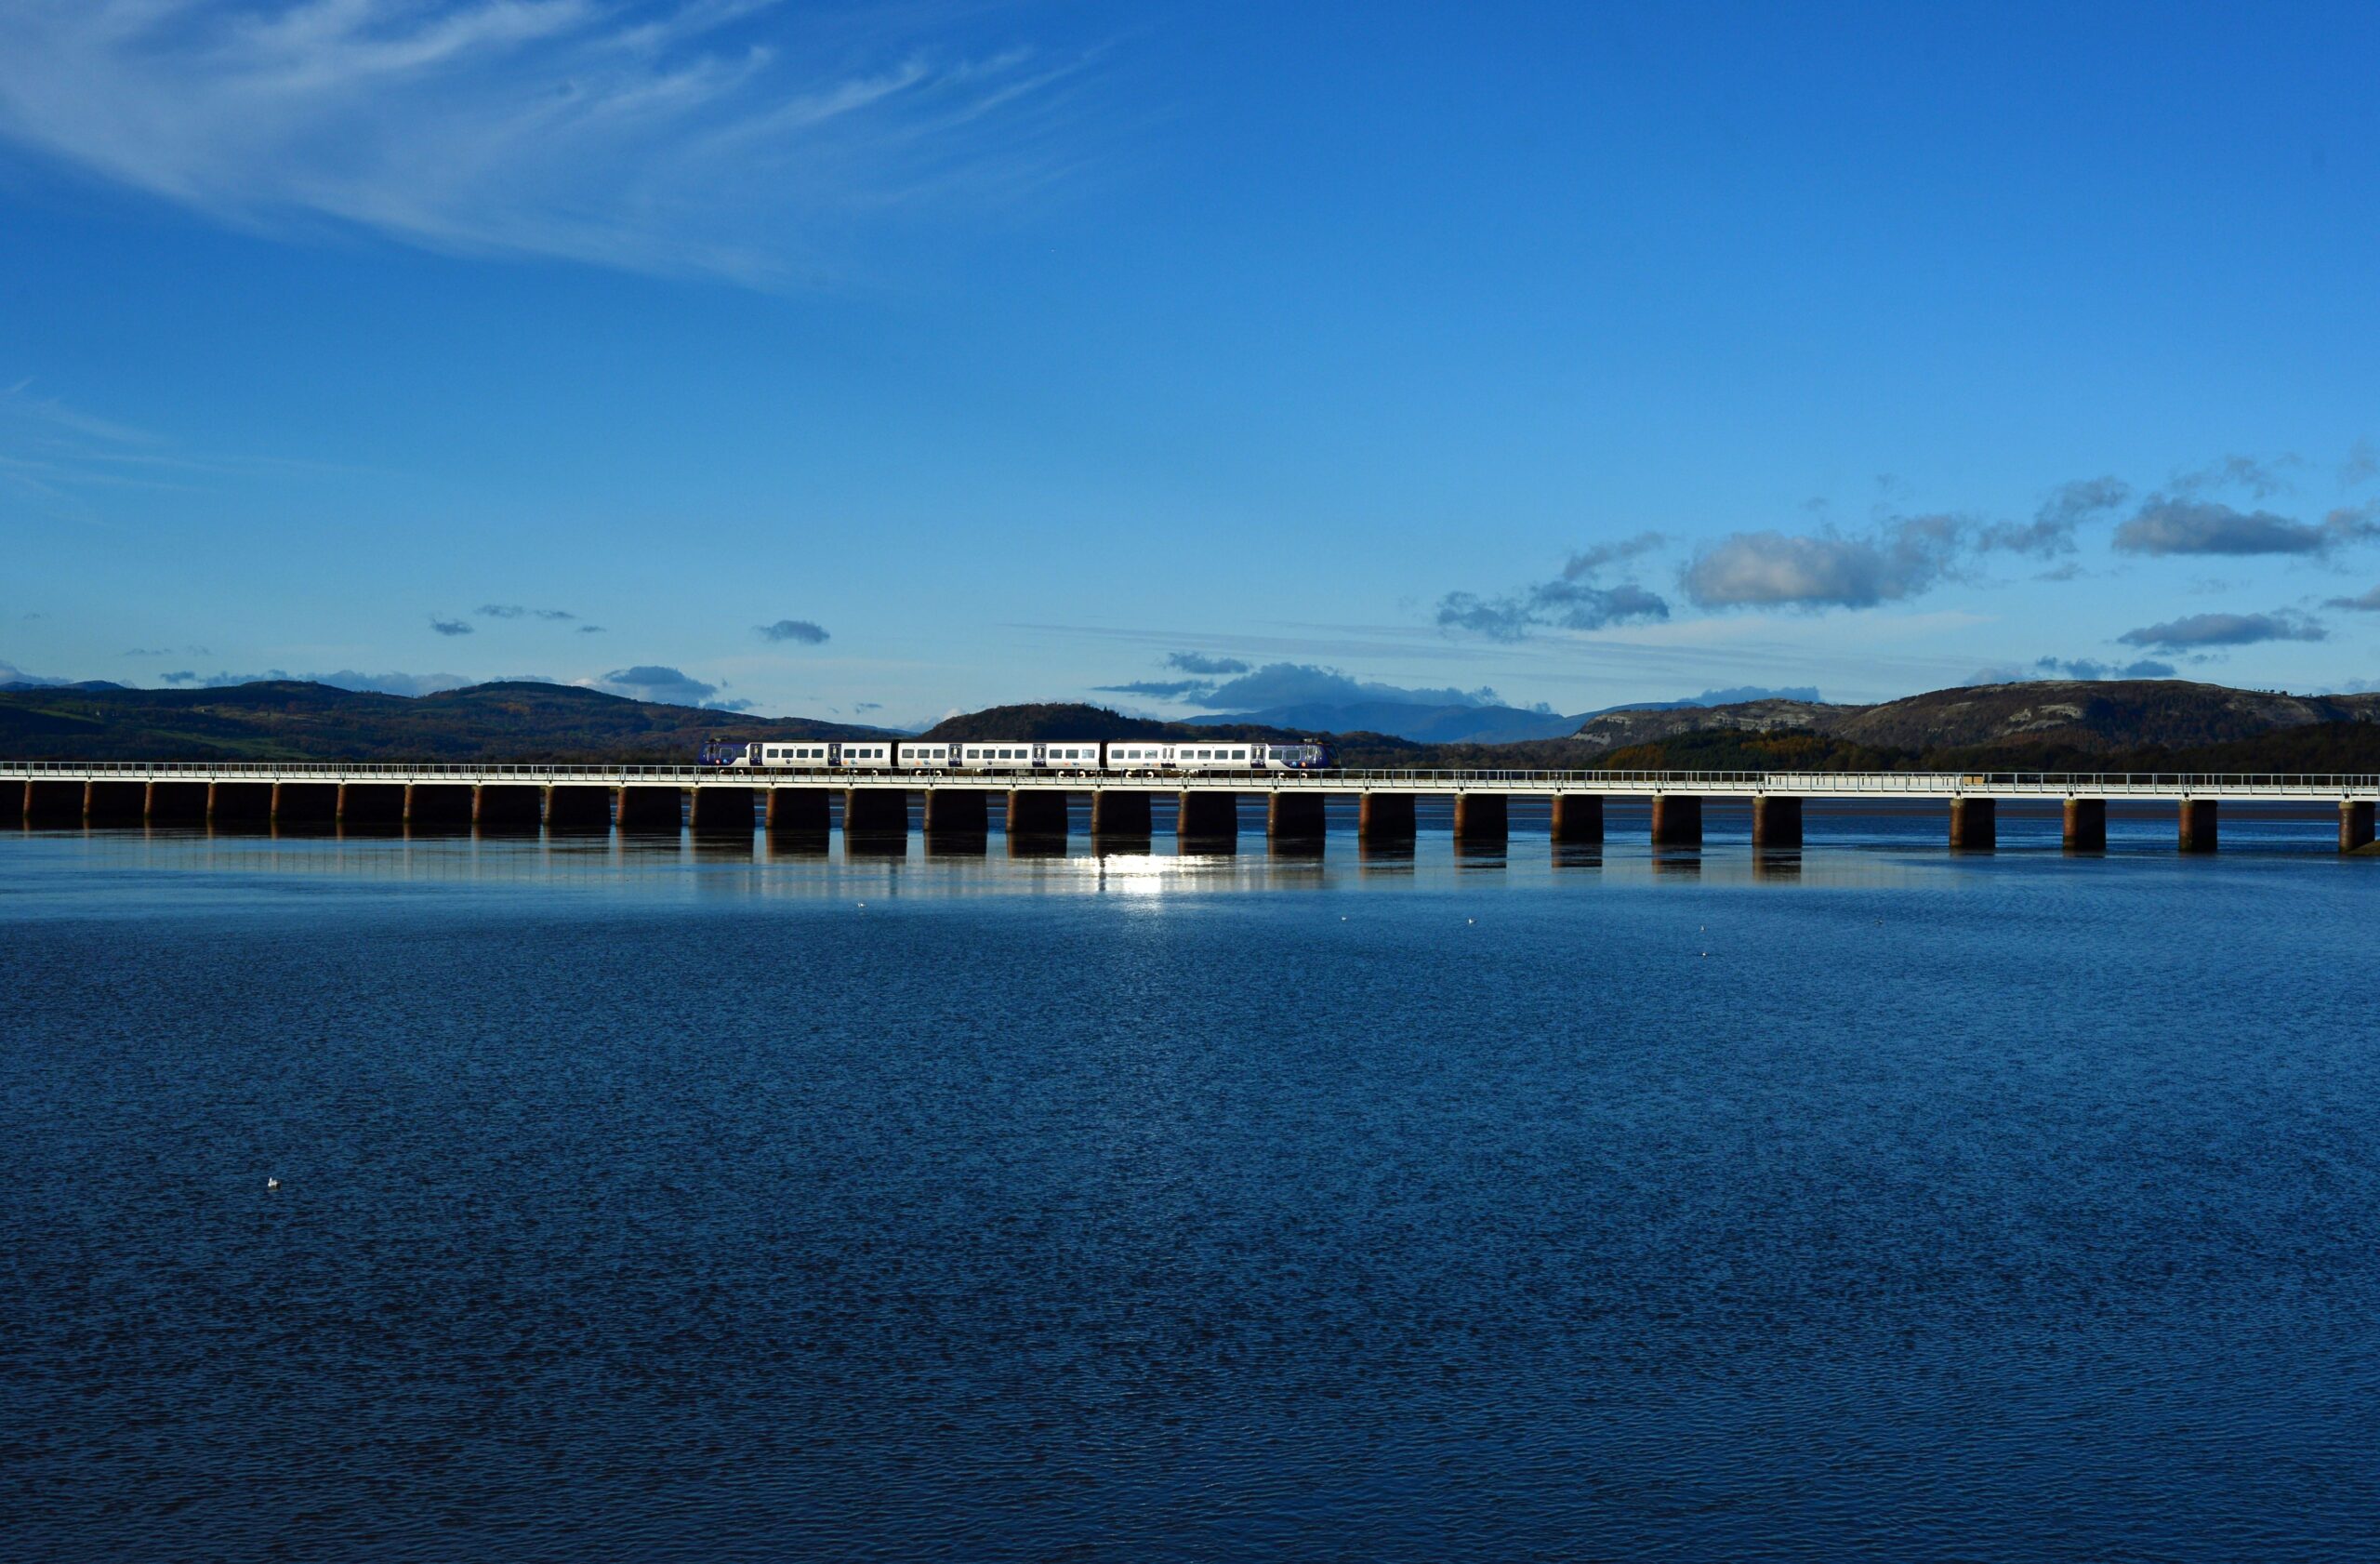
[[9, 762, 2380, 853]]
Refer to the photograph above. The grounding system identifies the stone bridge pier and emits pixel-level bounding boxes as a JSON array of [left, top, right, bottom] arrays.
[[1006, 790, 1068, 839], [1651, 795, 1702, 846], [1177, 791, 1236, 846], [1550, 794, 1603, 844], [1267, 793, 1326, 844], [2343, 800, 2375, 853], [687, 787, 753, 834], [766, 789, 830, 834], [1452, 793, 1507, 843], [924, 789, 989, 837], [1358, 793, 1415, 841], [2063, 798, 2107, 852], [843, 788, 908, 837], [1090, 790, 1151, 838], [1950, 797, 1996, 851], [2178, 800, 2218, 854], [1751, 796, 1802, 849]]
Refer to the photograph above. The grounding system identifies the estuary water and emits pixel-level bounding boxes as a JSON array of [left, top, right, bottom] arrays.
[[4, 810, 2377, 1561]]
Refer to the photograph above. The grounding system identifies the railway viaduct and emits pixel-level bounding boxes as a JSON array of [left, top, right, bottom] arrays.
[[7, 762, 2379, 853]]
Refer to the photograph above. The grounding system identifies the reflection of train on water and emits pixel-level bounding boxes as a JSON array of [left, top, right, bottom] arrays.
[[698, 738, 1338, 773]]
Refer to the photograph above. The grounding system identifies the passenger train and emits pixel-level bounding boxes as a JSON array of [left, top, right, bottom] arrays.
[[698, 737, 1337, 773]]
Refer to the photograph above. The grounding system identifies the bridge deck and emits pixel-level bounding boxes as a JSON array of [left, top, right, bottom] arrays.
[[5, 761, 2377, 802]]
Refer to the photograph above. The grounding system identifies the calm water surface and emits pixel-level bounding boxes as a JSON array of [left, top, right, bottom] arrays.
[[4, 812, 2377, 1560]]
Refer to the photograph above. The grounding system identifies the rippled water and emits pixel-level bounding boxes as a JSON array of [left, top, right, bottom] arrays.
[[5, 812, 2377, 1560]]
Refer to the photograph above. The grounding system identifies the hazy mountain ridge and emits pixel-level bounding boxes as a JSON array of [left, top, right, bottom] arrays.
[[1183, 700, 1582, 744], [1181, 686, 1825, 745]]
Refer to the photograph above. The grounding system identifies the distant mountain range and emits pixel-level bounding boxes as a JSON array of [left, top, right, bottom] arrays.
[[7, 675, 2380, 772], [0, 681, 880, 762], [1572, 680, 2380, 762]]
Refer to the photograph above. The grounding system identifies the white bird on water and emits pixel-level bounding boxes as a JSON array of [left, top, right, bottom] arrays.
[[265, 1177, 280, 1191]]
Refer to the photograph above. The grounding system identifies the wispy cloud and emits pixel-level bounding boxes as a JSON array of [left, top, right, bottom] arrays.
[[2036, 656, 2176, 680], [1436, 532, 1672, 639], [159, 667, 473, 695], [0, 378, 171, 510], [1976, 476, 2130, 556], [1095, 661, 1505, 712], [1682, 516, 1969, 611], [1, 377, 366, 513], [2118, 611, 2327, 650], [0, 1, 1100, 284], [756, 617, 828, 644], [2171, 453, 2300, 499], [2114, 497, 2378, 557], [589, 662, 749, 709], [1165, 651, 1247, 676], [478, 603, 578, 621]]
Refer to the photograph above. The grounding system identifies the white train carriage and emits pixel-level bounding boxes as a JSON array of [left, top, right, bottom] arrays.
[[896, 742, 955, 770], [955, 742, 1104, 771], [1168, 742, 1331, 771], [713, 739, 835, 769], [1173, 742, 1252, 771]]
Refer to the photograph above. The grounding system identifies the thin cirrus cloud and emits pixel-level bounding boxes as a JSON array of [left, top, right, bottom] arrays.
[[477, 603, 578, 621], [429, 616, 473, 636], [2117, 611, 2327, 650], [0, 1, 1100, 284]]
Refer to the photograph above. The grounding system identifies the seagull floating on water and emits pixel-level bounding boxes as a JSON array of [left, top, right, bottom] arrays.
[[265, 1177, 280, 1191]]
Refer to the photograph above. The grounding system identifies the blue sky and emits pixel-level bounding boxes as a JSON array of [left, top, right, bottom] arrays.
[[4, 0, 2378, 725]]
